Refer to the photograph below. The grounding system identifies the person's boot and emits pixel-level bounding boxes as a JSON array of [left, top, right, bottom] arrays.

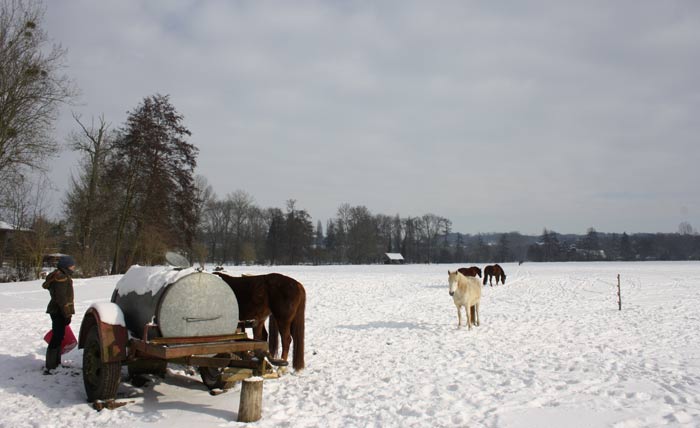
[[44, 348, 59, 375], [54, 348, 63, 368]]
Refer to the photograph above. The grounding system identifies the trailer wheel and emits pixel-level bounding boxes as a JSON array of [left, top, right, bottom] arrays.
[[199, 353, 241, 390], [199, 353, 228, 390], [83, 324, 121, 402]]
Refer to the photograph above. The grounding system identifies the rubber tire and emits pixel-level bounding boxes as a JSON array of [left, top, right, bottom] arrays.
[[199, 353, 239, 390], [199, 365, 226, 390], [83, 324, 121, 402]]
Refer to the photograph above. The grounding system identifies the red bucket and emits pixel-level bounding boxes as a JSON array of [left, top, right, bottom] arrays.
[[44, 325, 78, 355]]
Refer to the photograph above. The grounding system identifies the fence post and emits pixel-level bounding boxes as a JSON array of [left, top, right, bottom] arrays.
[[238, 377, 263, 422], [617, 274, 621, 311]]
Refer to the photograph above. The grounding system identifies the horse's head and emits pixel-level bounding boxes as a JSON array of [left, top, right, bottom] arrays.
[[448, 270, 459, 296], [502, 274, 507, 284]]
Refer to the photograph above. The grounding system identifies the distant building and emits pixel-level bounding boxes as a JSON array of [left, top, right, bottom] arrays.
[[0, 220, 18, 268], [1, 220, 32, 280], [384, 253, 405, 264]]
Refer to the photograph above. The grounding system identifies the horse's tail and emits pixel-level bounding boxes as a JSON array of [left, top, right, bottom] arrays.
[[291, 287, 306, 371], [268, 315, 279, 358]]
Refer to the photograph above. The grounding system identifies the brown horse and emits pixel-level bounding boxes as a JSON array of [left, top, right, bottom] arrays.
[[214, 272, 306, 371], [483, 264, 506, 286], [458, 266, 482, 278]]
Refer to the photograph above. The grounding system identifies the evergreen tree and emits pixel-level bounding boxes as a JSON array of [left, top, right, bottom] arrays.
[[315, 220, 324, 249], [495, 233, 510, 263], [107, 94, 198, 273], [265, 208, 285, 265], [284, 200, 313, 264], [454, 233, 466, 263], [620, 232, 633, 260], [471, 234, 491, 262]]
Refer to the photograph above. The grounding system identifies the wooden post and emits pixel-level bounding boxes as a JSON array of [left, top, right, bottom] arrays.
[[237, 377, 263, 422], [617, 274, 621, 311]]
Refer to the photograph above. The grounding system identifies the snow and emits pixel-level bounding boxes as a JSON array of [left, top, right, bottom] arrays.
[[1, 262, 699, 427], [89, 302, 126, 327], [114, 265, 197, 296]]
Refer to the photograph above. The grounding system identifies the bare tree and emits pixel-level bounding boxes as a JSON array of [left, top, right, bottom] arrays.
[[0, 0, 75, 197], [3, 173, 56, 279], [190, 175, 213, 265], [228, 190, 254, 264], [64, 113, 114, 275], [678, 221, 695, 236], [421, 213, 450, 263], [346, 205, 377, 264]]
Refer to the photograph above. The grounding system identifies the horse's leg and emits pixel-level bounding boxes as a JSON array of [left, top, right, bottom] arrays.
[[277, 322, 293, 362], [475, 303, 480, 326], [456, 306, 462, 328], [253, 319, 267, 342], [268, 315, 279, 358], [466, 303, 472, 330]]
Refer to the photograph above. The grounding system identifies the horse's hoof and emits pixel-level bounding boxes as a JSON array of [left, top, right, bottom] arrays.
[[268, 358, 289, 367]]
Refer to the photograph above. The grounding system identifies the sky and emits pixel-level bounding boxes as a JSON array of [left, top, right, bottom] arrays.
[[40, 0, 700, 236]]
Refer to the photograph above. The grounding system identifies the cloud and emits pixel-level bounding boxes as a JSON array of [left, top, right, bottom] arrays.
[[44, 0, 700, 234]]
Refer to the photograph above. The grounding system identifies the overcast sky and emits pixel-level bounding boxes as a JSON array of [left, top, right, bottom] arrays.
[[42, 1, 700, 235]]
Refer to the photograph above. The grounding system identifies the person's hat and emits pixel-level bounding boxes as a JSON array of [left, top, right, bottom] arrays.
[[57, 255, 75, 270]]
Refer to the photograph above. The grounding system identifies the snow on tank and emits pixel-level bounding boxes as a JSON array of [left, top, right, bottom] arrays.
[[112, 265, 239, 339]]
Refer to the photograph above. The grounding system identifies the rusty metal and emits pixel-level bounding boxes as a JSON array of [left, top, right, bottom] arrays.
[[147, 332, 248, 345], [185, 356, 233, 368], [129, 337, 268, 360], [79, 307, 128, 363], [98, 321, 129, 363]]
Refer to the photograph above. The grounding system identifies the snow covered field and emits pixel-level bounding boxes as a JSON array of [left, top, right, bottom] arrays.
[[1, 262, 699, 428]]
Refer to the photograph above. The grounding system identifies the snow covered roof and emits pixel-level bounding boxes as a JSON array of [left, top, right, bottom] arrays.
[[0, 220, 31, 232], [385, 253, 404, 260]]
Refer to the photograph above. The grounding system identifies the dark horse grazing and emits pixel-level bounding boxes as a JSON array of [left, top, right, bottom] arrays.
[[483, 264, 506, 286], [457, 266, 481, 320], [458, 266, 482, 278], [214, 272, 306, 371]]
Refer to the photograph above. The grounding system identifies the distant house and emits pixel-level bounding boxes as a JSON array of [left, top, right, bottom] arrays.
[[0, 220, 33, 259], [384, 253, 405, 264], [1, 220, 32, 280], [0, 220, 17, 268]]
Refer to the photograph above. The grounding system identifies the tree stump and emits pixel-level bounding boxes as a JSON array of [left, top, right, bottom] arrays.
[[237, 377, 263, 422]]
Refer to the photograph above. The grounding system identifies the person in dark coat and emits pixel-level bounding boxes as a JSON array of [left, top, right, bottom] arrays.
[[42, 255, 76, 374]]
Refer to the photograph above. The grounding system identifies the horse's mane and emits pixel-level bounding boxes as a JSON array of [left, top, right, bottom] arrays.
[[456, 272, 472, 292]]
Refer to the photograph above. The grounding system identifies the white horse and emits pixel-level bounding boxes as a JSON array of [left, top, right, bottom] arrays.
[[448, 270, 482, 329]]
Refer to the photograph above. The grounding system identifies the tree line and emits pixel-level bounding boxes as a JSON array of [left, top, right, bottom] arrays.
[[2, 1, 700, 281], [199, 195, 454, 266]]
